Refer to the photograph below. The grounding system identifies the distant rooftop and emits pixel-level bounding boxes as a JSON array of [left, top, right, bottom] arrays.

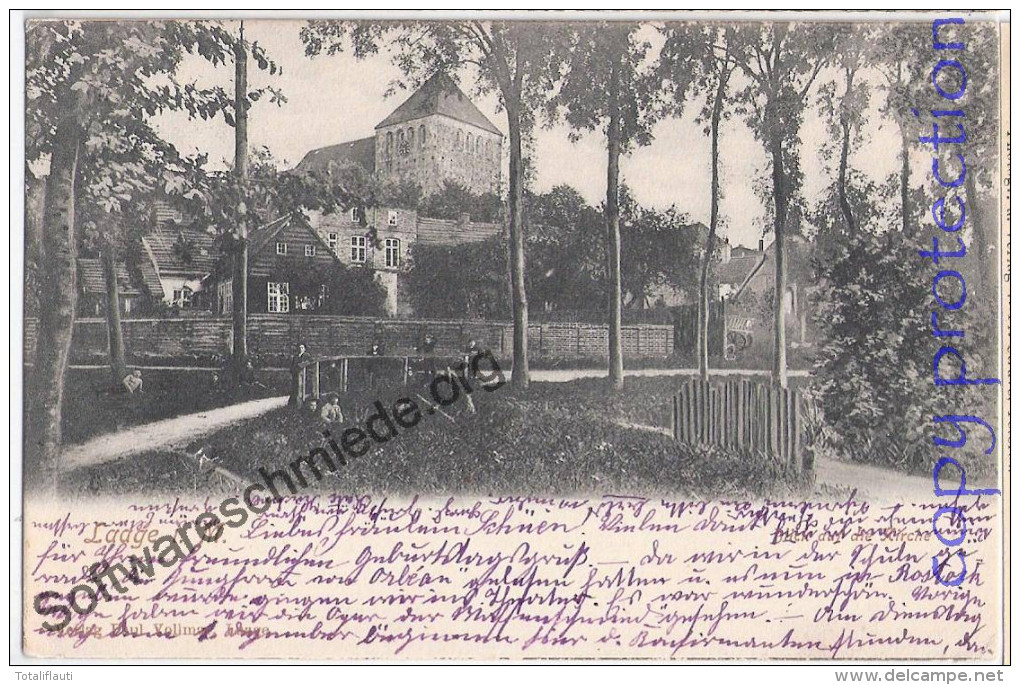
[[294, 136, 376, 175]]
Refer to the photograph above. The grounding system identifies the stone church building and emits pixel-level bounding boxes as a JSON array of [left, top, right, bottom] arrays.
[[295, 72, 503, 197], [288, 72, 506, 316]]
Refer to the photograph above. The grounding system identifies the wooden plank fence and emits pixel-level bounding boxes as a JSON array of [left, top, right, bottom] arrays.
[[671, 379, 812, 475], [296, 353, 476, 400]]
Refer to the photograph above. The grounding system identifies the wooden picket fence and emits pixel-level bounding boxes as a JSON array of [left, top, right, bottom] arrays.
[[671, 379, 812, 475]]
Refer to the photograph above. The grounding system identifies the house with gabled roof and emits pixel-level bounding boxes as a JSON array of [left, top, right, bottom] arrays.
[[139, 224, 218, 309], [212, 213, 357, 316], [724, 233, 818, 348]]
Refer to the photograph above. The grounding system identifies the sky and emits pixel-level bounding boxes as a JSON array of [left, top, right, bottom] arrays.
[[152, 20, 907, 249]]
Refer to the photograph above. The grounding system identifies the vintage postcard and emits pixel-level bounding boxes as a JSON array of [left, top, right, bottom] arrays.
[[14, 10, 1010, 667]]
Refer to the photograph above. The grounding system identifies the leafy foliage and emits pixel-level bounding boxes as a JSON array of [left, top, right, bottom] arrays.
[[404, 238, 509, 320], [420, 180, 502, 223], [618, 187, 703, 309]]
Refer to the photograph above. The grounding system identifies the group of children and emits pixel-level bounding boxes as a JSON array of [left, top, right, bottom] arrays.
[[291, 332, 485, 421], [303, 393, 344, 424]]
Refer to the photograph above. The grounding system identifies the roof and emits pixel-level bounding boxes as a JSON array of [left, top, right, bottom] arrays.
[[294, 136, 376, 175], [141, 226, 218, 277], [135, 251, 164, 295], [417, 217, 502, 246], [730, 234, 813, 300], [249, 213, 343, 264], [375, 72, 502, 136], [77, 258, 143, 297], [248, 214, 295, 256], [715, 252, 765, 287]]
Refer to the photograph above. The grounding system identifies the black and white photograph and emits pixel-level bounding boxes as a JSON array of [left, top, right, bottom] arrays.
[[13, 10, 1009, 668]]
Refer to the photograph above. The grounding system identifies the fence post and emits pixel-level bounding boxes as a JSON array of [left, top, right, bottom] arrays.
[[693, 381, 701, 444], [785, 388, 797, 474], [685, 381, 693, 445], [299, 366, 306, 401], [312, 361, 320, 399], [671, 394, 678, 441]]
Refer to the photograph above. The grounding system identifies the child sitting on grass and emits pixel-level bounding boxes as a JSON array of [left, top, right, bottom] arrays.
[[319, 393, 344, 423]]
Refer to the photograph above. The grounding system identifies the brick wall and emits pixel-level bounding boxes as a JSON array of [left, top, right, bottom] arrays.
[[23, 316, 673, 364]]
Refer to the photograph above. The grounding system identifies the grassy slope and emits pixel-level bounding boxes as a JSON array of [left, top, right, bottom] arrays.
[[64, 377, 808, 498]]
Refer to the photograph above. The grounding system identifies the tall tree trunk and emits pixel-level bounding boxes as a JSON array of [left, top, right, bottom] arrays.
[[32, 119, 81, 491], [101, 239, 127, 384], [964, 170, 992, 299], [836, 67, 858, 235], [231, 24, 249, 377], [836, 115, 856, 233], [605, 61, 624, 390], [899, 120, 911, 235], [699, 64, 729, 381], [26, 172, 47, 366], [506, 97, 530, 390], [769, 127, 788, 389]]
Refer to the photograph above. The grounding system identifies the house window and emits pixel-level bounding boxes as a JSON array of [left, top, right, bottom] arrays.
[[267, 282, 290, 313], [305, 244, 316, 257], [387, 210, 398, 227], [276, 242, 287, 255], [407, 127, 414, 150], [327, 232, 339, 256], [385, 238, 401, 268], [466, 132, 472, 152], [350, 207, 360, 222], [350, 236, 366, 263], [218, 281, 233, 315], [172, 286, 193, 308], [419, 124, 426, 148]]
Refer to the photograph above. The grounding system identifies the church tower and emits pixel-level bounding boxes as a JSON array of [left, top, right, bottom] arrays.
[[373, 73, 503, 197]]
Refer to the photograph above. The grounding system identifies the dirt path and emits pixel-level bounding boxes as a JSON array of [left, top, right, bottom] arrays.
[[812, 456, 934, 502], [63, 396, 288, 470], [613, 418, 938, 502]]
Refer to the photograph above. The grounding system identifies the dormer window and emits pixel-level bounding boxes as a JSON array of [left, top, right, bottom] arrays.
[[387, 210, 398, 227], [305, 245, 316, 257], [350, 207, 360, 222], [276, 242, 287, 255]]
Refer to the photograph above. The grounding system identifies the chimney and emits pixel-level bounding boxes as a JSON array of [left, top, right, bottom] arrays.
[[758, 238, 764, 252], [458, 212, 471, 225]]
